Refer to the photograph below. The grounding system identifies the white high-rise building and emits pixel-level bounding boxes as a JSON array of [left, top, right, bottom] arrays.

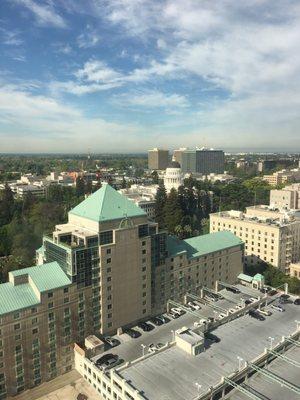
[[164, 158, 183, 193]]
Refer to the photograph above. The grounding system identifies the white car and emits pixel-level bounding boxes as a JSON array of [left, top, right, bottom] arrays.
[[194, 319, 207, 327], [171, 307, 184, 315], [228, 308, 236, 314], [187, 301, 201, 310], [258, 308, 272, 316], [249, 297, 258, 303], [235, 304, 243, 310], [218, 313, 227, 319], [148, 343, 164, 353], [104, 337, 119, 347]]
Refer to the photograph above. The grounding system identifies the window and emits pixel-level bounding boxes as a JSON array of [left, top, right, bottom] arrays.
[[14, 312, 20, 320], [14, 323, 20, 331], [107, 258, 111, 264], [64, 288, 69, 294], [48, 292, 53, 298], [32, 328, 38, 335], [31, 307, 37, 314], [99, 230, 113, 245], [106, 248, 111, 254], [48, 302, 54, 309]]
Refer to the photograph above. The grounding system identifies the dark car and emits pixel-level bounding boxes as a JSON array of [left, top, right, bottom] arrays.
[[294, 298, 300, 305], [244, 299, 252, 305], [225, 286, 240, 294], [96, 353, 117, 366], [137, 322, 153, 332], [205, 332, 220, 343], [150, 317, 164, 326], [279, 294, 290, 304], [125, 328, 141, 338], [249, 309, 265, 321], [268, 289, 278, 296]]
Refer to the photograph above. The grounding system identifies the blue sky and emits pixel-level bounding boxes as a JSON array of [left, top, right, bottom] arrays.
[[0, 0, 300, 153]]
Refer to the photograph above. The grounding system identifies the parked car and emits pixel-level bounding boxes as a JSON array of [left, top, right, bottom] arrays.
[[279, 294, 290, 304], [218, 313, 227, 319], [244, 299, 252, 305], [228, 308, 236, 314], [258, 309, 272, 316], [171, 307, 184, 315], [225, 286, 240, 294], [294, 298, 300, 305], [194, 319, 207, 327], [169, 311, 180, 319], [150, 317, 164, 326], [205, 332, 220, 343], [205, 294, 218, 302], [137, 322, 153, 332], [269, 289, 278, 296], [148, 343, 164, 353], [271, 304, 285, 312], [125, 328, 141, 338], [249, 309, 265, 321], [96, 353, 119, 370], [104, 336, 120, 347], [187, 301, 201, 310], [249, 297, 258, 303], [235, 304, 243, 310]]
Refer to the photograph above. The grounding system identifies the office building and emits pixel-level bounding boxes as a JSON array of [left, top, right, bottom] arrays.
[[181, 148, 225, 174], [210, 207, 300, 272], [173, 148, 187, 166], [148, 148, 169, 170], [270, 183, 300, 210], [263, 168, 300, 186]]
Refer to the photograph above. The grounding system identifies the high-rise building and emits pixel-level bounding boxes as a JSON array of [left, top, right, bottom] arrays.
[[181, 148, 225, 174], [173, 148, 187, 166], [0, 184, 244, 397], [148, 148, 169, 170]]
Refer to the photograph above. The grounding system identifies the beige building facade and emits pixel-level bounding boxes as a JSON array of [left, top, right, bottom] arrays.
[[210, 209, 300, 273], [148, 148, 169, 170], [270, 183, 300, 210], [263, 168, 300, 186]]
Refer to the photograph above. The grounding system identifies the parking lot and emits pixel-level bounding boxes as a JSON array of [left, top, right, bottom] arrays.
[[90, 285, 300, 400]]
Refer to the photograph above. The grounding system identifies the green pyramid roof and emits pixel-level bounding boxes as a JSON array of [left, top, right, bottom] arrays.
[[69, 184, 147, 222]]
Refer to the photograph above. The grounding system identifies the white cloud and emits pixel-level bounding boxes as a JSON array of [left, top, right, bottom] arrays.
[[116, 90, 189, 109], [15, 0, 67, 28], [75, 60, 122, 83], [77, 25, 100, 48], [0, 28, 23, 46]]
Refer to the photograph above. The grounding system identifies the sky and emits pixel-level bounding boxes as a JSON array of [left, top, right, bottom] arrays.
[[0, 0, 300, 153]]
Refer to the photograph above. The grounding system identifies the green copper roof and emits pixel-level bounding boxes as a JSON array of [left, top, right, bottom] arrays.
[[69, 184, 146, 222], [0, 283, 40, 316], [167, 231, 243, 259], [0, 262, 72, 316], [11, 262, 71, 292], [238, 273, 253, 283]]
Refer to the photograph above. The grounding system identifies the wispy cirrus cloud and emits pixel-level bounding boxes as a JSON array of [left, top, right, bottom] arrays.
[[77, 25, 100, 48], [0, 28, 23, 46], [115, 90, 189, 109], [14, 0, 67, 28]]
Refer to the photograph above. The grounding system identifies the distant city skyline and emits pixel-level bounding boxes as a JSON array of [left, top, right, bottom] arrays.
[[1, 1, 300, 152]]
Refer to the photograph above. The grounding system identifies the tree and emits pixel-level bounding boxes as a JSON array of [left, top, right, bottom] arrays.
[[121, 177, 127, 189], [151, 170, 159, 184], [0, 184, 14, 225], [76, 177, 85, 197], [164, 188, 183, 234], [154, 183, 167, 229]]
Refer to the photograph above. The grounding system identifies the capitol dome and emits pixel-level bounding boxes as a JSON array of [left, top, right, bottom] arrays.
[[164, 157, 183, 193]]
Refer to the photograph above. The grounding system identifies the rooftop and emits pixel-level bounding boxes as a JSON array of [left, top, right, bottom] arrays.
[[167, 231, 243, 259], [88, 286, 299, 400], [69, 184, 147, 222], [0, 262, 71, 316]]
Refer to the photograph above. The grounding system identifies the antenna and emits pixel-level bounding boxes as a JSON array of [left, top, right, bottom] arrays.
[[254, 190, 257, 209]]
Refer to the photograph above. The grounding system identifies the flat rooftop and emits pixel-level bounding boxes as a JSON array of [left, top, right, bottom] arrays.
[[90, 285, 300, 400], [228, 346, 300, 400]]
